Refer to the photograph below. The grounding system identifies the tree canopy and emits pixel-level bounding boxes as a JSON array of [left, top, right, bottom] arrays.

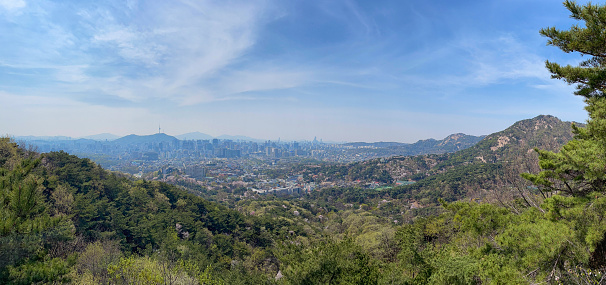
[[541, 0, 606, 98], [525, 0, 606, 196]]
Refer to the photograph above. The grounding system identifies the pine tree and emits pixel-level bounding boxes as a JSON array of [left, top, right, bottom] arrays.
[[523, 1, 606, 197], [540, 0, 606, 98], [520, 0, 606, 275]]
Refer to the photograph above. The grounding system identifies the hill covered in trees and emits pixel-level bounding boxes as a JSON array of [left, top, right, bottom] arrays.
[[341, 132, 484, 158], [390, 115, 578, 204]]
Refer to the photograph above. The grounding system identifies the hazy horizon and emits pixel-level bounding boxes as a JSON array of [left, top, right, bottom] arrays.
[[9, 130, 481, 144]]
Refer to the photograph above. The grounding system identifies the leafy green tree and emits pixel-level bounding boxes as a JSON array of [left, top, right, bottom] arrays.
[[522, 1, 606, 196], [0, 139, 75, 283], [71, 240, 122, 284], [523, 0, 606, 195], [520, 0, 606, 278], [279, 238, 379, 285], [522, 2, 606, 195]]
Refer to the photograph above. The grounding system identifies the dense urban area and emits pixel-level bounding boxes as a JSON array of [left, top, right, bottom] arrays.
[[17, 133, 450, 196]]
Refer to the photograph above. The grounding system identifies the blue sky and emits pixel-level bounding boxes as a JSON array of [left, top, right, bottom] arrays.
[[0, 0, 590, 142]]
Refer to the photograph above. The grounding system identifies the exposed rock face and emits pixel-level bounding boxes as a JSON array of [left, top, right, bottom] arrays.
[[462, 115, 578, 164], [490, 136, 510, 151]]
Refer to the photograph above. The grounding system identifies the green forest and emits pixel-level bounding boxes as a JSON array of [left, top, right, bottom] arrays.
[[4, 1, 606, 284]]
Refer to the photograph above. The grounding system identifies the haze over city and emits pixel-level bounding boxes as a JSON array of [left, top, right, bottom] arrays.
[[0, 0, 588, 142]]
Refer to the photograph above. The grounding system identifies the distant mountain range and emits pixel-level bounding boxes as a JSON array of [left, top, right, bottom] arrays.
[[340, 133, 485, 158], [12, 116, 574, 151], [14, 132, 481, 145], [14, 135, 73, 141], [435, 114, 579, 167], [13, 132, 265, 143]]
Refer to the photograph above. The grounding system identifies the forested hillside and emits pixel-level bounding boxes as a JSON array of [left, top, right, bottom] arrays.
[[0, 137, 317, 284]]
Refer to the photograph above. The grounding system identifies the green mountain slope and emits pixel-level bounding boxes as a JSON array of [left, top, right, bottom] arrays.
[[379, 115, 579, 204], [439, 115, 577, 167]]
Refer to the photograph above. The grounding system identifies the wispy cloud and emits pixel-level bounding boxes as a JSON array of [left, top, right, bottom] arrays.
[[217, 69, 308, 95], [387, 34, 558, 93], [93, 26, 166, 66], [461, 35, 549, 84], [0, 0, 25, 11], [82, 1, 272, 103], [1, 0, 313, 106]]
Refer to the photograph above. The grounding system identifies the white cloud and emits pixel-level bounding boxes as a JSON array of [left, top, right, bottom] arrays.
[[218, 70, 308, 95], [459, 35, 550, 85], [74, 0, 306, 105], [93, 26, 166, 66], [0, 0, 291, 105], [0, 0, 25, 10], [54, 65, 89, 83], [388, 34, 559, 94]]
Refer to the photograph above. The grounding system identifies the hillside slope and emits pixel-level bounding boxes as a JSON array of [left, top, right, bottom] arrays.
[[375, 115, 579, 204], [439, 115, 577, 167]]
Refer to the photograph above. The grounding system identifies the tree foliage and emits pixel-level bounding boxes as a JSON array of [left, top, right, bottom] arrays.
[[524, 0, 606, 197], [541, 1, 606, 98]]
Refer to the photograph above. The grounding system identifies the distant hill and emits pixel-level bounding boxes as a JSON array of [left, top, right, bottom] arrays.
[[403, 133, 485, 155], [367, 115, 579, 204], [176, 132, 214, 140], [437, 115, 578, 167], [113, 133, 179, 144], [341, 133, 484, 158], [81, 133, 120, 141]]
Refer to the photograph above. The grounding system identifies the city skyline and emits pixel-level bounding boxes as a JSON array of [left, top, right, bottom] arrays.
[[0, 0, 588, 142]]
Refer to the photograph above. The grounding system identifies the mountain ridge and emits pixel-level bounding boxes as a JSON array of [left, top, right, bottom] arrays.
[[113, 133, 180, 144], [380, 114, 580, 204]]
